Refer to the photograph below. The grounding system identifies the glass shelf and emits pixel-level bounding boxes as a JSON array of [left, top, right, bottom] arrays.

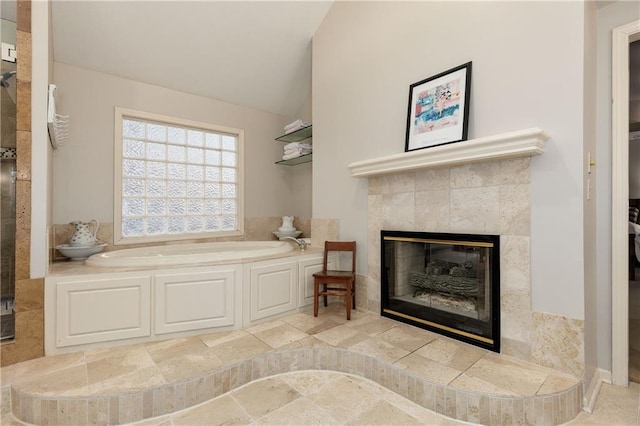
[[275, 153, 312, 166], [275, 125, 312, 142]]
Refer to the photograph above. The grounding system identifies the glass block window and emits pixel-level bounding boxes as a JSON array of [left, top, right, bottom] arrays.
[[114, 108, 244, 244]]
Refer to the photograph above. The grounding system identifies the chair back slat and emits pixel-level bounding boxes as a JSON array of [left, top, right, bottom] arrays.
[[323, 241, 356, 273]]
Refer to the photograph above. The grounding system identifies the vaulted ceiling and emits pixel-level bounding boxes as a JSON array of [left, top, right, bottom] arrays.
[[51, 1, 333, 117]]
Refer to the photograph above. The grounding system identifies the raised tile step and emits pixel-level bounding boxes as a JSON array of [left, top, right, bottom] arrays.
[[0, 310, 583, 425]]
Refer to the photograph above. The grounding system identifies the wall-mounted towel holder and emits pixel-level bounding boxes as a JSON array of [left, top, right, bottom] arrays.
[[47, 84, 69, 149]]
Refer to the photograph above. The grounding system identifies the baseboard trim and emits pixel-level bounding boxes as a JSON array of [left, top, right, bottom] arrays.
[[583, 368, 611, 413]]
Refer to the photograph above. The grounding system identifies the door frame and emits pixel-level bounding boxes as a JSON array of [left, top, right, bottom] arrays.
[[612, 19, 640, 387]]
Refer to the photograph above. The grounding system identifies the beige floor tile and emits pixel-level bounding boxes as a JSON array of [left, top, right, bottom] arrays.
[[279, 370, 343, 395], [252, 395, 336, 425], [145, 336, 224, 382], [343, 315, 397, 336], [375, 323, 439, 352], [171, 394, 251, 425], [232, 376, 301, 419], [570, 382, 640, 426], [85, 344, 166, 394], [306, 376, 382, 423], [346, 399, 424, 425], [349, 336, 411, 364], [85, 344, 155, 383], [245, 318, 287, 334], [199, 329, 252, 348], [280, 312, 341, 335], [278, 335, 332, 350], [537, 374, 580, 394], [251, 323, 309, 349], [314, 304, 368, 324], [7, 352, 85, 386], [449, 373, 519, 396], [415, 338, 486, 371], [314, 324, 370, 348], [14, 364, 90, 397], [463, 354, 549, 396], [210, 334, 272, 365], [88, 365, 166, 395], [393, 352, 463, 385]]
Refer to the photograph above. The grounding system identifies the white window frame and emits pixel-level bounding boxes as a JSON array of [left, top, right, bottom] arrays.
[[114, 107, 244, 245]]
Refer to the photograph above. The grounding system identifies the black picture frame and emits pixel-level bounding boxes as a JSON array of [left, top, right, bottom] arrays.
[[404, 62, 472, 152]]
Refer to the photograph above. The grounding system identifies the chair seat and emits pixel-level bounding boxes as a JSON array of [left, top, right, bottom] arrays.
[[312, 270, 355, 280]]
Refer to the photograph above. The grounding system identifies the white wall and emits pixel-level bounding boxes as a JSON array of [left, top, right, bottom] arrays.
[[30, 0, 52, 277], [52, 62, 312, 225], [582, 0, 598, 397], [595, 1, 640, 372], [313, 1, 587, 319]]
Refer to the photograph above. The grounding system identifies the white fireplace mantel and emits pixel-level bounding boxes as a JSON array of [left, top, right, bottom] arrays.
[[348, 127, 548, 177]]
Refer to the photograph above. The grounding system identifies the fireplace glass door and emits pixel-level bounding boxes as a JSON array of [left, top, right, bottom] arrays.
[[381, 231, 500, 351]]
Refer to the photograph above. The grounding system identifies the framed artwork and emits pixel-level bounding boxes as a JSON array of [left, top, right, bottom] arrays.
[[405, 62, 472, 152]]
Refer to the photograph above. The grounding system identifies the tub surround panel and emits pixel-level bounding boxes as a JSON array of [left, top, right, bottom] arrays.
[[310, 218, 339, 248], [365, 158, 585, 376]]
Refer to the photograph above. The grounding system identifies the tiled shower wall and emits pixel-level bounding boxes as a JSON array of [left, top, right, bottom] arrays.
[[0, 0, 45, 367], [364, 157, 585, 378]]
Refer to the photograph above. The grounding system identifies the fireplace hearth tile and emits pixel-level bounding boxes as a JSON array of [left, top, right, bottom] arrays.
[[463, 355, 548, 396], [393, 353, 462, 385], [375, 324, 438, 352], [449, 373, 519, 396], [414, 339, 486, 372], [349, 338, 410, 365], [313, 325, 369, 349], [343, 316, 397, 337]]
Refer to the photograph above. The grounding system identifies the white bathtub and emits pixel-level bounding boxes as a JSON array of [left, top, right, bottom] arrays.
[[85, 240, 294, 268]]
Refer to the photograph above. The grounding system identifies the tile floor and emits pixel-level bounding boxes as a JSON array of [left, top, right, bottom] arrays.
[[0, 304, 639, 425]]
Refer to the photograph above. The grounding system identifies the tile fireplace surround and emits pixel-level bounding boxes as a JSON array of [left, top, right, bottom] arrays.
[[349, 128, 585, 379]]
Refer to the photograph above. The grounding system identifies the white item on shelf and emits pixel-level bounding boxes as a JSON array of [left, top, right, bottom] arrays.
[[69, 219, 99, 247], [284, 142, 312, 150], [273, 230, 302, 240], [47, 84, 70, 149], [56, 242, 107, 261], [284, 119, 309, 132], [279, 216, 295, 232], [282, 151, 311, 161]]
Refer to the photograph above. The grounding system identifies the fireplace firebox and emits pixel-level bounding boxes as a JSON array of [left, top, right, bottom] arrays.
[[381, 230, 500, 352]]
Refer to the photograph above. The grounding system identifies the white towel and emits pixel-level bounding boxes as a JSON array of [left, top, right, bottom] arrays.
[[284, 124, 309, 134], [284, 119, 310, 131], [284, 142, 312, 150], [282, 151, 312, 161], [284, 148, 312, 156]]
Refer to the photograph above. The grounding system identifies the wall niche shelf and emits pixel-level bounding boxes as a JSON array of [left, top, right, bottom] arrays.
[[275, 125, 312, 143], [275, 125, 312, 166], [276, 153, 313, 166], [348, 127, 548, 177]]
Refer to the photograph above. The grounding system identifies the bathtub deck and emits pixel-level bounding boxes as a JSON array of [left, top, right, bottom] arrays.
[[1, 304, 582, 425]]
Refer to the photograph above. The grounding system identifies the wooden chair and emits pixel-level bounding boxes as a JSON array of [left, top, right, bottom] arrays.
[[313, 241, 357, 320]]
